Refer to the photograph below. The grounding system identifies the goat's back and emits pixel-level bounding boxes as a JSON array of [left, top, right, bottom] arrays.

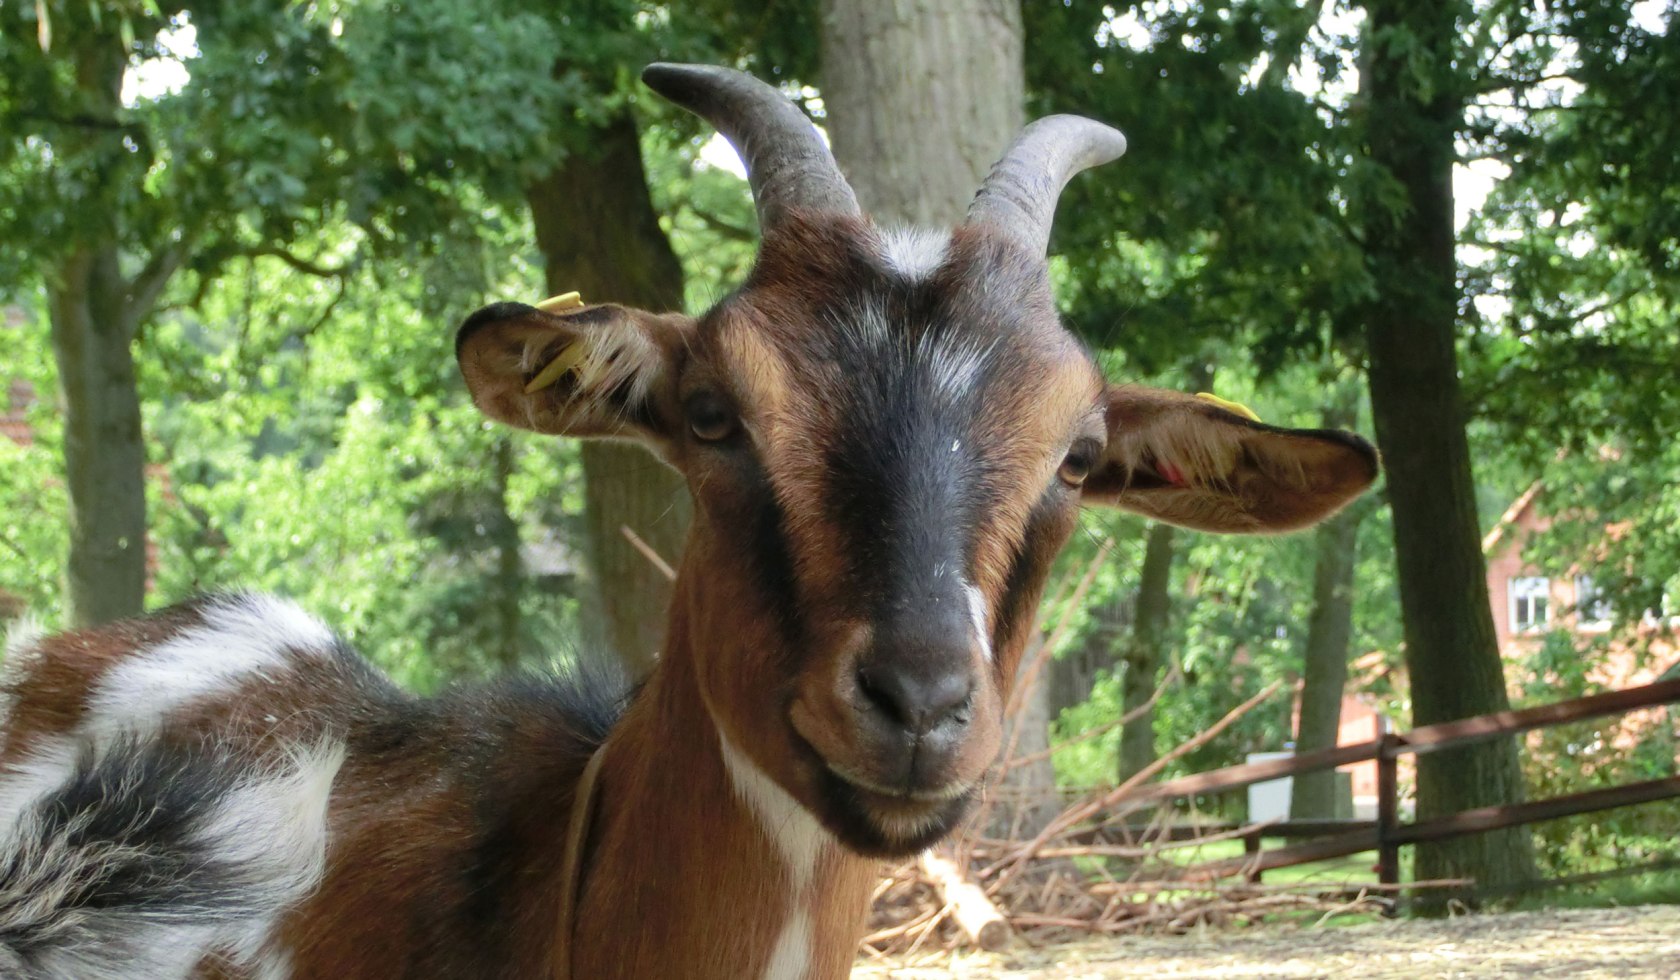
[[0, 594, 615, 979]]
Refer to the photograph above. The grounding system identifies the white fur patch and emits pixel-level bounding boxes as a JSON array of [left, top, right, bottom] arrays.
[[80, 594, 334, 741], [917, 330, 994, 403], [0, 739, 80, 838], [197, 740, 345, 965], [963, 582, 992, 662], [838, 300, 993, 405], [760, 907, 811, 980], [2, 615, 44, 668], [716, 731, 828, 893], [0, 736, 343, 979], [0, 615, 47, 739], [877, 227, 950, 281], [716, 729, 830, 980]]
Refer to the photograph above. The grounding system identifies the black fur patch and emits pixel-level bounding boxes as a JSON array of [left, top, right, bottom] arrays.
[[0, 736, 286, 969]]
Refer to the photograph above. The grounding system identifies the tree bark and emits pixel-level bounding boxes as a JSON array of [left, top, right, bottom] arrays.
[[525, 113, 692, 677], [1049, 593, 1126, 717], [1289, 392, 1363, 819], [1359, 0, 1538, 895], [47, 248, 149, 627], [42, 39, 177, 628], [820, 0, 1025, 225], [1119, 522, 1175, 783], [821, 0, 1047, 834], [488, 435, 524, 671]]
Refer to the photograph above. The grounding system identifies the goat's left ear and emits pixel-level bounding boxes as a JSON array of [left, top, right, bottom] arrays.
[[1082, 385, 1380, 533], [456, 300, 694, 452]]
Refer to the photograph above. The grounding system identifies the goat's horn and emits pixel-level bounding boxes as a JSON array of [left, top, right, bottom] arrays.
[[642, 63, 861, 232], [965, 115, 1128, 255]]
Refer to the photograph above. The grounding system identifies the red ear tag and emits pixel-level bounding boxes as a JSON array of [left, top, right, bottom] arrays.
[[1159, 460, 1186, 486]]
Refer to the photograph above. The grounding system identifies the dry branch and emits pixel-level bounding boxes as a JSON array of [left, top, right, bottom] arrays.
[[918, 851, 1010, 951]]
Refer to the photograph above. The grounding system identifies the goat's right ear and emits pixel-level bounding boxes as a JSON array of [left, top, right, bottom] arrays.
[[456, 301, 694, 447]]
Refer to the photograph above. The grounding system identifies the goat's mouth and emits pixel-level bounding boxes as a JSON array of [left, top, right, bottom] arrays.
[[808, 761, 977, 858], [786, 700, 985, 857]]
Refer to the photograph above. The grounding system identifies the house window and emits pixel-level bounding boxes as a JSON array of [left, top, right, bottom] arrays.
[[1573, 575, 1613, 630], [1510, 576, 1551, 633]]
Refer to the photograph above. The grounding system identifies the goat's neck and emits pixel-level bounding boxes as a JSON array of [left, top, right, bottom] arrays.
[[570, 612, 876, 980]]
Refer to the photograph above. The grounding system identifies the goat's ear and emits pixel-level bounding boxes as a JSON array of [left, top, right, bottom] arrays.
[[456, 301, 694, 448], [1082, 385, 1380, 533]]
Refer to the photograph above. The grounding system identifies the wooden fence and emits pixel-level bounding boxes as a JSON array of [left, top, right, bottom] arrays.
[[1118, 677, 1680, 895]]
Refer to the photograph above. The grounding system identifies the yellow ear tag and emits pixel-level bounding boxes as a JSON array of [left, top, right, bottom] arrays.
[[523, 291, 590, 394], [535, 291, 585, 313], [1195, 392, 1261, 422], [524, 341, 589, 393]]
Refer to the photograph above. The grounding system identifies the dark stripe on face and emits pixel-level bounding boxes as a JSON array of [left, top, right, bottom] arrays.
[[992, 487, 1078, 678], [819, 293, 997, 613], [715, 447, 807, 657]]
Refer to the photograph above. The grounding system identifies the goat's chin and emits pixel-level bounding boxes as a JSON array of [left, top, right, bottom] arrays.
[[810, 768, 975, 858]]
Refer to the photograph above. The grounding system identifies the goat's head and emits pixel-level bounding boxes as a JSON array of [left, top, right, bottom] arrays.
[[456, 64, 1378, 858]]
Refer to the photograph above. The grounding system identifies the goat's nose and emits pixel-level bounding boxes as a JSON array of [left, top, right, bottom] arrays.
[[856, 661, 974, 736]]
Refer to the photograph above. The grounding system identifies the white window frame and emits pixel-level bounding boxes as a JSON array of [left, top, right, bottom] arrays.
[[1509, 576, 1551, 634]]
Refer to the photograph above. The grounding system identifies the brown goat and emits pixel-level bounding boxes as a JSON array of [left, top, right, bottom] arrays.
[[0, 63, 1378, 979]]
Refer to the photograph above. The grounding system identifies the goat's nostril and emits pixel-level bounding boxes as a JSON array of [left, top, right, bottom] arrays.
[[855, 663, 973, 736], [855, 667, 902, 726]]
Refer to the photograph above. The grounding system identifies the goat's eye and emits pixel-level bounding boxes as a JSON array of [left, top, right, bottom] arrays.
[[684, 392, 738, 443], [1058, 442, 1099, 488]]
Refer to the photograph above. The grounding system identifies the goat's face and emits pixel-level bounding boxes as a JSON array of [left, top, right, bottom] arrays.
[[456, 64, 1379, 858]]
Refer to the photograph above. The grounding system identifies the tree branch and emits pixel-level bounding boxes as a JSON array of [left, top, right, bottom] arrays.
[[684, 205, 756, 244], [122, 240, 189, 342], [242, 245, 353, 278], [11, 109, 143, 134], [1471, 71, 1580, 97]]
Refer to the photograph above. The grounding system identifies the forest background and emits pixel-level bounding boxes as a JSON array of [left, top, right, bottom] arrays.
[[2, 0, 1677, 899]]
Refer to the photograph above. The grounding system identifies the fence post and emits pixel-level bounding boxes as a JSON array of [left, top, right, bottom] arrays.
[[1243, 828, 1262, 884], [1376, 716, 1401, 913]]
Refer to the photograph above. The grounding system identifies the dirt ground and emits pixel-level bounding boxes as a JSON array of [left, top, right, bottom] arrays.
[[852, 905, 1680, 979]]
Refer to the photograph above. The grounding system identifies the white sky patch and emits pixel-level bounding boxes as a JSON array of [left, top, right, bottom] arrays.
[[1631, 1, 1667, 34], [697, 83, 830, 182], [122, 18, 197, 106], [698, 134, 749, 179]]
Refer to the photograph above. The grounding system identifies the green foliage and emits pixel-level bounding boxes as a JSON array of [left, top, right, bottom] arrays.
[[141, 214, 590, 689], [1514, 631, 1680, 878], [0, 297, 66, 618]]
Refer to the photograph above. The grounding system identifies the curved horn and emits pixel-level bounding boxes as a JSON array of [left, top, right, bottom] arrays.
[[642, 63, 860, 231], [965, 115, 1128, 255]]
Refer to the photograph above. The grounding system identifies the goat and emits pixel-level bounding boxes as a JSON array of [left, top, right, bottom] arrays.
[[0, 63, 1378, 979]]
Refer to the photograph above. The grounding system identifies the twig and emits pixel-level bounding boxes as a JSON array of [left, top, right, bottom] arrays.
[[985, 681, 1283, 894], [1003, 662, 1181, 770], [619, 525, 677, 582]]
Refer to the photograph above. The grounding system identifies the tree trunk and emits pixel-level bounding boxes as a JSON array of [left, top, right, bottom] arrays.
[[43, 39, 168, 630], [1289, 393, 1363, 819], [1360, 0, 1538, 895], [488, 435, 523, 671], [47, 248, 149, 627], [526, 113, 692, 677], [1119, 522, 1175, 783], [1049, 593, 1126, 717], [822, 0, 1046, 834], [820, 0, 1025, 224]]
